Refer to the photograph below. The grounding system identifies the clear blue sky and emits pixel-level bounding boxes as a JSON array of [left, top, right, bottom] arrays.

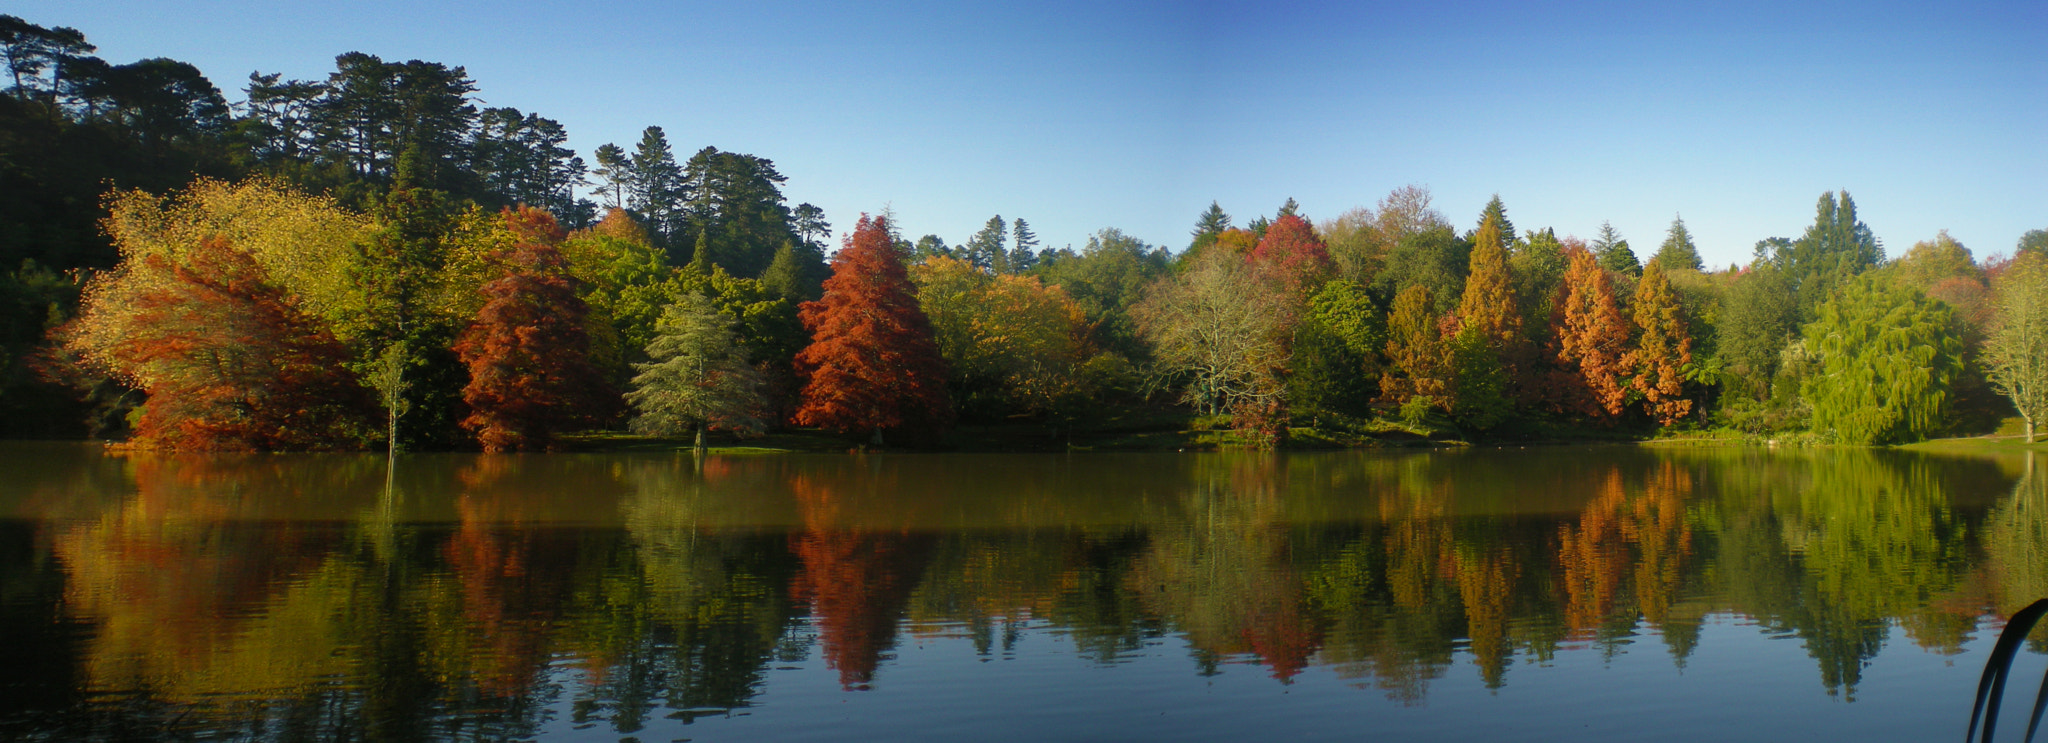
[[18, 0, 2045, 267]]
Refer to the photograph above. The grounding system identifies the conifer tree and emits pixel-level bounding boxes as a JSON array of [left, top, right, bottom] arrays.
[[1475, 195, 1515, 253], [1592, 221, 1640, 276], [1651, 216, 1703, 271], [1800, 275, 1959, 444], [1626, 262, 1694, 425], [1457, 221, 1520, 348], [1557, 247, 1632, 418], [626, 292, 766, 448], [455, 208, 610, 452], [1190, 201, 1232, 254], [1008, 218, 1039, 274], [793, 214, 951, 444], [1380, 285, 1446, 409]]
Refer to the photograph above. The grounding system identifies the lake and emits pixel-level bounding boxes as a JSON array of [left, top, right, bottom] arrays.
[[1, 442, 2043, 741]]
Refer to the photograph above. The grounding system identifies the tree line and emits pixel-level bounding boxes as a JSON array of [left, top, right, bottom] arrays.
[[4, 13, 2046, 450]]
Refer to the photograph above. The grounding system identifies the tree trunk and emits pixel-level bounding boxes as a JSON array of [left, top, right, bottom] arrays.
[[693, 423, 706, 451], [870, 428, 885, 447]]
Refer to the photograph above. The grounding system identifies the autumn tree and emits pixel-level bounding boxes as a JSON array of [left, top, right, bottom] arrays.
[[454, 208, 610, 452], [1248, 213, 1335, 297], [1987, 255, 2048, 442], [66, 236, 375, 450], [1379, 285, 1447, 415], [1626, 262, 1694, 425], [625, 292, 766, 448], [1556, 247, 1633, 418], [793, 214, 951, 444], [1135, 250, 1292, 416], [1801, 275, 1961, 444], [911, 256, 1089, 420]]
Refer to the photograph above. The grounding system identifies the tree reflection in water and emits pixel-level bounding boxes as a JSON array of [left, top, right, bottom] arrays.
[[0, 445, 2040, 739]]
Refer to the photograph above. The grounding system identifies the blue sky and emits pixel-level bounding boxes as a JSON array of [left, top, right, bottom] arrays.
[[19, 0, 2045, 267]]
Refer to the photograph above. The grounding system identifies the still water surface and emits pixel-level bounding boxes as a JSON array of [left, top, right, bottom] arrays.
[[1, 443, 2044, 741]]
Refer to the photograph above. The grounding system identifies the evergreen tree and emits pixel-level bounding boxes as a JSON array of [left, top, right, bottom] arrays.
[[1277, 197, 1301, 219], [627, 126, 685, 246], [1716, 262, 1797, 398], [1512, 228, 1568, 335], [963, 215, 1007, 272], [1592, 221, 1640, 276], [1800, 275, 1960, 444], [591, 143, 631, 211], [1190, 201, 1232, 254], [1651, 215, 1703, 271], [1782, 191, 1882, 317], [626, 292, 767, 448], [1008, 218, 1039, 274], [677, 146, 797, 278], [793, 214, 951, 444], [1474, 195, 1515, 253]]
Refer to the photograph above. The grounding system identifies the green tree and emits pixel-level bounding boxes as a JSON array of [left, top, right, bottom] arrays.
[[1715, 262, 1797, 398], [1032, 228, 1171, 361], [1511, 228, 1569, 334], [626, 292, 766, 448], [962, 215, 1008, 272], [1190, 201, 1232, 254], [1651, 216, 1702, 271], [1800, 275, 1961, 444], [1288, 280, 1382, 421], [2019, 229, 2048, 260], [1777, 191, 1882, 317], [676, 146, 797, 278], [1886, 230, 1978, 293], [1374, 226, 1469, 314], [1008, 218, 1040, 274], [1380, 285, 1446, 410], [1986, 255, 2048, 442], [1593, 221, 1639, 276], [1473, 195, 1515, 253], [626, 126, 685, 246]]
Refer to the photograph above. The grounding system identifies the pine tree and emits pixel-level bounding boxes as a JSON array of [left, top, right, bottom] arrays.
[[1475, 195, 1515, 253], [963, 215, 1006, 272], [793, 214, 952, 444], [1651, 215, 1702, 271], [1190, 201, 1232, 253], [1784, 191, 1882, 317], [1626, 262, 1694, 425]]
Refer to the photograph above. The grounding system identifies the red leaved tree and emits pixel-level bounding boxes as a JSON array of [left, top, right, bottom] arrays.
[[70, 235, 375, 450], [793, 214, 952, 445], [455, 208, 612, 452], [1248, 214, 1335, 297]]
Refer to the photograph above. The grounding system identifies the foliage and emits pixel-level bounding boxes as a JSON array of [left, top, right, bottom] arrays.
[[1986, 255, 2048, 442], [1716, 262, 1798, 397], [1626, 262, 1694, 425], [1651, 216, 1702, 271], [1379, 285, 1447, 409], [1886, 230, 1978, 293], [1556, 247, 1632, 419], [1248, 214, 1334, 297], [1772, 191, 1883, 318], [911, 256, 1090, 419], [1134, 250, 1292, 417], [65, 236, 374, 449], [1593, 221, 1640, 276], [1374, 226, 1468, 314], [626, 292, 766, 443], [1031, 228, 1171, 361], [454, 210, 610, 451], [793, 214, 951, 442], [1800, 275, 1961, 444]]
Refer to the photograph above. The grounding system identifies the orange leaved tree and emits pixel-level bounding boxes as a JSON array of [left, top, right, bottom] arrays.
[[793, 214, 952, 445], [1556, 246, 1633, 419], [66, 235, 375, 450], [454, 208, 611, 452]]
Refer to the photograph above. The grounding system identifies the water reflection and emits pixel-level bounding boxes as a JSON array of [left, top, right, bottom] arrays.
[[0, 444, 2040, 739]]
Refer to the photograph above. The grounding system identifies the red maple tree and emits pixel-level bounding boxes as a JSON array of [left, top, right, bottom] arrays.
[[455, 207, 612, 452], [792, 214, 952, 444]]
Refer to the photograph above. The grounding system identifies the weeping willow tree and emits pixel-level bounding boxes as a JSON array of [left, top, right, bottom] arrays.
[[1799, 275, 1961, 445]]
